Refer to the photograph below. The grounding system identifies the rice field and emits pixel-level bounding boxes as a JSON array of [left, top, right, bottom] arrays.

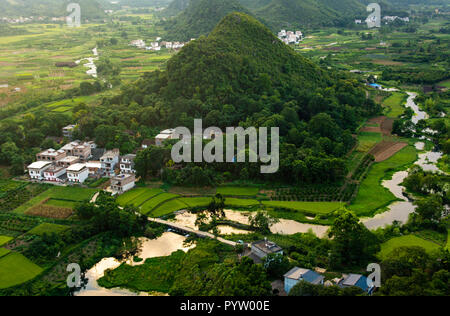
[[0, 252, 43, 289], [27, 223, 70, 236], [0, 236, 12, 246], [13, 186, 97, 214], [216, 186, 259, 196], [350, 145, 417, 216], [140, 193, 179, 215], [261, 201, 343, 215], [117, 188, 163, 207]]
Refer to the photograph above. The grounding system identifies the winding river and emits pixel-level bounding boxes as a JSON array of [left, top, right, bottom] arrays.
[[362, 91, 445, 230]]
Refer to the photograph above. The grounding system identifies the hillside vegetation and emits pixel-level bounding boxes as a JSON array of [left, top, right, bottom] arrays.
[[161, 0, 251, 41]]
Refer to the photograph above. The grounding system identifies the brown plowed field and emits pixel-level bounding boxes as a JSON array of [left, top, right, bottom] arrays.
[[360, 116, 394, 135], [370, 141, 408, 162]]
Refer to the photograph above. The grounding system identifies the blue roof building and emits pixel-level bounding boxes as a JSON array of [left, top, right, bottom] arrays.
[[339, 274, 373, 293], [283, 267, 325, 294]]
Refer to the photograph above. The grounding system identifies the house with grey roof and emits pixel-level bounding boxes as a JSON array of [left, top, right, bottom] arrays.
[[250, 239, 283, 260], [284, 267, 325, 294], [339, 274, 373, 293]]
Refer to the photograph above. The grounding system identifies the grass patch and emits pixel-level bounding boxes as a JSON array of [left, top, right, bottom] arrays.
[[350, 145, 417, 216], [0, 252, 43, 289], [378, 235, 441, 260], [216, 186, 259, 196], [27, 223, 70, 236], [0, 236, 12, 246], [261, 201, 342, 215]]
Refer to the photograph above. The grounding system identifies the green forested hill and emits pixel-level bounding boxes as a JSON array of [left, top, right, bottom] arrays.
[[161, 0, 191, 17], [254, 0, 366, 29], [161, 0, 251, 41], [0, 0, 106, 18], [107, 12, 379, 183]]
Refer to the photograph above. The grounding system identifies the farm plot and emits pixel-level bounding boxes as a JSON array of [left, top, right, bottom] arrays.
[[378, 235, 441, 260], [216, 186, 259, 196], [225, 198, 260, 207], [13, 186, 97, 214], [140, 193, 179, 215], [118, 188, 164, 207], [261, 201, 343, 215], [383, 92, 407, 118], [0, 248, 10, 259], [350, 145, 417, 216], [356, 132, 382, 152], [178, 197, 212, 208], [0, 252, 43, 289], [0, 235, 12, 246], [150, 199, 189, 218], [370, 141, 408, 162], [27, 223, 70, 236]]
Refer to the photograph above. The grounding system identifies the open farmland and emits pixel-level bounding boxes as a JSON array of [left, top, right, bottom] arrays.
[[13, 186, 97, 215], [0, 252, 42, 289]]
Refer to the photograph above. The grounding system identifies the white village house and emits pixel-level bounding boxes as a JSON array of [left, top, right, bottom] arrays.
[[110, 173, 136, 195], [43, 165, 67, 183], [100, 149, 120, 176], [67, 163, 89, 184], [27, 161, 53, 180], [120, 154, 136, 174]]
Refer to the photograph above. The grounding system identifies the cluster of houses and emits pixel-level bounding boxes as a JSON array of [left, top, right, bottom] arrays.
[[248, 239, 374, 295], [130, 38, 190, 51], [26, 125, 137, 195], [277, 30, 304, 45]]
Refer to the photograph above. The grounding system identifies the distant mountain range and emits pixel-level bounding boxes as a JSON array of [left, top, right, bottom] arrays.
[[0, 0, 106, 18]]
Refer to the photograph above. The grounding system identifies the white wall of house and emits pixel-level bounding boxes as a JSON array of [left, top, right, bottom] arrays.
[[67, 169, 89, 183], [43, 169, 66, 182]]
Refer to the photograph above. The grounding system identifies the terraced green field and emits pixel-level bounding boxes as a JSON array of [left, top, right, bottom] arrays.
[[0, 252, 43, 289], [216, 186, 259, 196], [140, 193, 179, 215], [178, 197, 212, 208], [120, 188, 164, 207], [261, 201, 343, 215], [225, 198, 260, 207], [378, 235, 441, 260], [150, 199, 188, 217]]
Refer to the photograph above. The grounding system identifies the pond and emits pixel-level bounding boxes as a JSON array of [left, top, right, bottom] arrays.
[[75, 232, 193, 296]]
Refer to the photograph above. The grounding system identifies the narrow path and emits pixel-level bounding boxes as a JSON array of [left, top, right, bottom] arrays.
[[148, 217, 237, 247]]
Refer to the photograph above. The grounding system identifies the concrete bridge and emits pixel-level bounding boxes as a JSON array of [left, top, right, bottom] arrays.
[[148, 217, 237, 247]]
